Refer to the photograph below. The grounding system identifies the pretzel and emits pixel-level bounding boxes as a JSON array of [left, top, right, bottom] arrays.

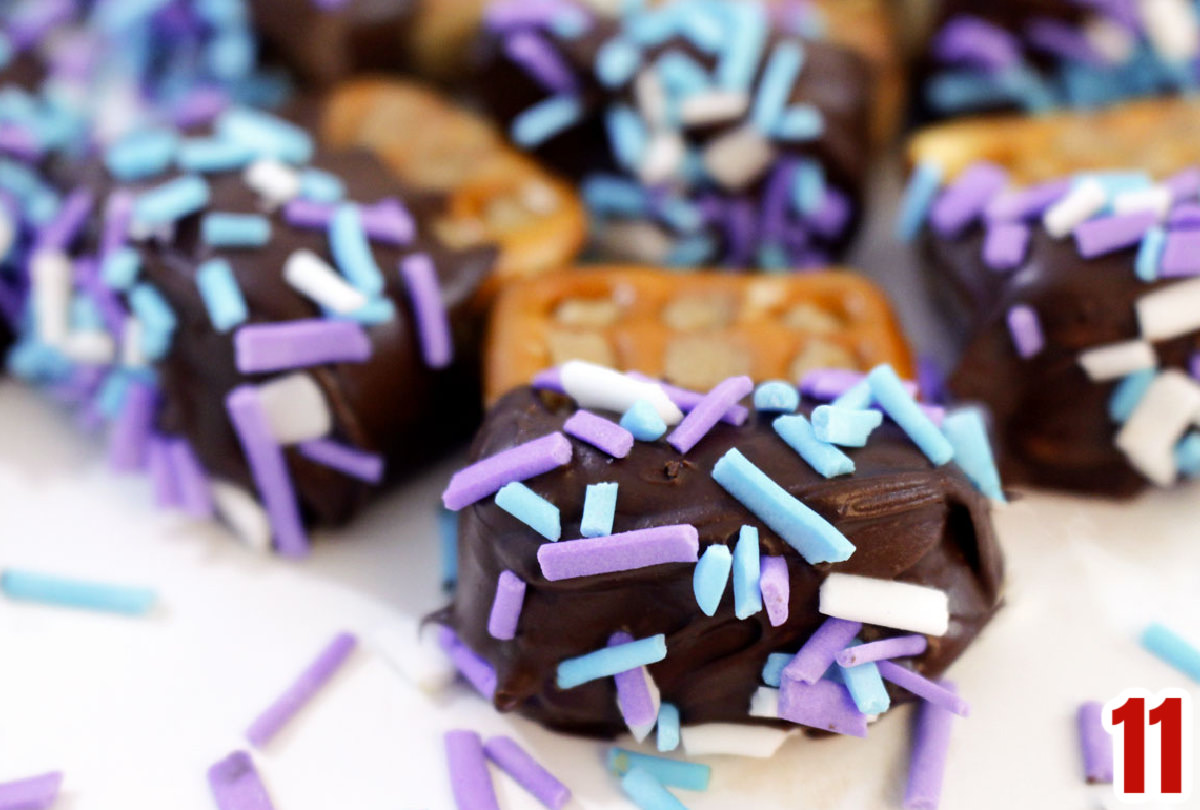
[[485, 267, 913, 401]]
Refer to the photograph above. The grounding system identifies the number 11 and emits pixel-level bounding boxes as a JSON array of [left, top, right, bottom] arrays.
[[1105, 689, 1193, 801]]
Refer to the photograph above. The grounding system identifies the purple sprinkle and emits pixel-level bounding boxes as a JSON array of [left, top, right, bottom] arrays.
[[878, 661, 971, 717], [563, 409, 634, 458], [760, 556, 790, 627], [782, 617, 862, 685], [438, 627, 498, 699], [808, 189, 851, 239], [36, 188, 93, 252], [505, 31, 578, 94], [983, 221, 1030, 270], [610, 631, 658, 730], [226, 386, 309, 558], [934, 15, 1022, 72], [297, 439, 384, 483], [625, 371, 749, 425], [149, 434, 182, 508], [667, 376, 753, 454], [799, 369, 866, 400], [1074, 210, 1156, 258], [1166, 167, 1200, 201], [483, 735, 572, 810], [173, 87, 230, 129], [1191, 351, 1200, 381], [487, 570, 527, 641], [0, 124, 40, 162], [445, 730, 501, 810], [778, 677, 868, 736], [1007, 304, 1043, 359], [984, 179, 1070, 222], [904, 681, 958, 810], [487, 0, 584, 30], [285, 199, 414, 244], [442, 432, 573, 510], [1168, 203, 1200, 228], [917, 356, 947, 405], [724, 199, 757, 267], [8, 0, 72, 49], [762, 160, 799, 241], [208, 752, 274, 810], [400, 253, 453, 369], [246, 632, 358, 748], [1160, 231, 1200, 276], [108, 379, 157, 473], [929, 162, 1008, 238], [168, 439, 215, 518], [0, 771, 63, 810], [1025, 18, 1100, 64], [531, 367, 565, 393], [537, 524, 699, 581], [101, 190, 135, 260], [1078, 701, 1114, 784], [836, 635, 928, 667], [311, 0, 353, 10], [283, 198, 333, 230], [234, 320, 372, 373]]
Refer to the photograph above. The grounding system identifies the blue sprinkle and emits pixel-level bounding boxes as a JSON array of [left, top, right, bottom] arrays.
[[712, 447, 855, 564], [580, 482, 618, 538], [1075, 171, 1152, 203], [133, 175, 210, 226], [557, 634, 667, 689], [773, 414, 856, 478], [621, 399, 667, 441], [1174, 434, 1200, 478], [1109, 368, 1156, 423], [495, 481, 561, 541], [582, 175, 649, 216], [95, 370, 132, 419], [195, 258, 248, 332], [655, 50, 710, 97], [300, 169, 345, 203], [692, 543, 732, 616], [334, 297, 396, 325], [837, 642, 891, 716], [176, 137, 256, 173], [811, 405, 883, 447], [757, 242, 790, 271], [716, 2, 768, 91], [1, 568, 156, 615], [628, 7, 680, 45], [773, 104, 824, 141], [998, 65, 1058, 114], [128, 283, 177, 360], [438, 507, 458, 587], [608, 747, 709, 791], [511, 96, 582, 148], [665, 234, 717, 267], [6, 340, 72, 383], [941, 407, 1005, 501], [680, 7, 726, 53], [753, 42, 805, 133], [1142, 623, 1200, 682], [551, 7, 590, 38], [329, 203, 384, 297], [656, 703, 680, 752], [607, 104, 648, 172], [832, 379, 872, 410], [732, 525, 762, 620], [762, 651, 792, 688], [896, 161, 943, 242], [216, 107, 313, 164], [868, 365, 954, 466], [202, 212, 270, 247], [209, 28, 255, 80], [595, 37, 642, 87], [1135, 225, 1166, 282], [105, 129, 177, 182], [0, 33, 11, 70], [754, 380, 799, 412], [70, 297, 104, 331], [792, 160, 826, 216], [101, 247, 140, 290], [657, 197, 703, 232], [621, 768, 684, 810]]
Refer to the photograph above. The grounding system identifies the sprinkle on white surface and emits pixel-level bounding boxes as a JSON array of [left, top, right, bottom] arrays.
[[559, 361, 683, 425], [1115, 370, 1200, 486], [211, 481, 272, 553], [255, 374, 332, 446], [1077, 340, 1157, 382], [819, 574, 950, 636], [680, 724, 791, 758]]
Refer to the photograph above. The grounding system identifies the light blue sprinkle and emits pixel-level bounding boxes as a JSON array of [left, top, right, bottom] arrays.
[[495, 481, 561, 541], [711, 447, 855, 564], [101, 247, 140, 290], [655, 704, 680, 752], [774, 104, 824, 141], [837, 642, 891, 716], [202, 212, 271, 247], [753, 42, 804, 133], [832, 379, 872, 410], [762, 651, 792, 688], [334, 297, 395, 325], [196, 0, 246, 25], [1074, 171, 1151, 203], [754, 380, 799, 413], [176, 137, 256, 173], [511, 96, 582, 148], [628, 7, 680, 45], [70, 296, 103, 331], [997, 65, 1058, 114], [811, 405, 883, 447], [133, 175, 210, 226], [551, 7, 590, 39], [665, 234, 716, 267], [216, 107, 313, 164], [580, 482, 619, 538], [1174, 434, 1200, 478], [732, 525, 762, 620], [716, 1, 768, 91], [896, 161, 943, 242], [6, 340, 71, 383], [657, 197, 703, 232], [692, 543, 731, 616], [582, 175, 649, 216], [621, 399, 667, 441], [329, 203, 384, 297], [607, 104, 648, 172], [1142, 623, 1200, 682], [128, 283, 177, 360], [300, 168, 345, 203], [869, 365, 954, 466], [1, 569, 156, 615], [105, 129, 177, 182], [941, 407, 1005, 501], [195, 258, 248, 332], [95, 371, 132, 419], [595, 37, 642, 87], [608, 747, 710, 791], [757, 242, 791, 271], [773, 414, 855, 478], [655, 50, 710, 97], [438, 507, 458, 587], [1109, 368, 1156, 423], [209, 28, 255, 81], [1135, 225, 1166, 282], [557, 634, 667, 689], [792, 160, 825, 216], [680, 7, 725, 53], [0, 33, 11, 70], [621, 772, 686, 810]]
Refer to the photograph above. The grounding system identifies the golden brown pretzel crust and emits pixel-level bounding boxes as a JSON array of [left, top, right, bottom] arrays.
[[319, 78, 587, 295], [485, 267, 914, 401], [907, 97, 1200, 183]]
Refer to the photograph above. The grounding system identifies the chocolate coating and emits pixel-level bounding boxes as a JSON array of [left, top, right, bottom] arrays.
[[443, 387, 1003, 737]]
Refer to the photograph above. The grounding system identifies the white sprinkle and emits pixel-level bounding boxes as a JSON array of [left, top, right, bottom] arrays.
[[593, 221, 674, 264], [0, 210, 14, 260], [819, 573, 950, 636], [1140, 0, 1200, 62], [244, 158, 301, 208], [1113, 185, 1173, 220], [1085, 16, 1137, 62], [31, 250, 72, 346], [1077, 340, 1157, 381], [681, 724, 791, 758], [748, 686, 780, 719], [255, 373, 332, 445], [703, 126, 776, 190], [680, 90, 750, 127], [638, 131, 686, 185], [61, 330, 116, 364], [634, 69, 669, 130], [1115, 369, 1200, 485], [121, 318, 146, 368], [1137, 276, 1200, 341], [560, 360, 684, 425], [283, 249, 369, 314], [212, 481, 272, 553], [370, 621, 457, 694], [1043, 179, 1107, 238]]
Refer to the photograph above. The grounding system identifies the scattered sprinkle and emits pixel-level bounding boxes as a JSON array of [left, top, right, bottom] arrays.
[[246, 631, 357, 748], [445, 730, 501, 810], [208, 752, 275, 810], [1141, 622, 1200, 681], [607, 748, 710, 791], [1078, 701, 1114, 784], [483, 735, 572, 810], [1, 568, 156, 615]]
